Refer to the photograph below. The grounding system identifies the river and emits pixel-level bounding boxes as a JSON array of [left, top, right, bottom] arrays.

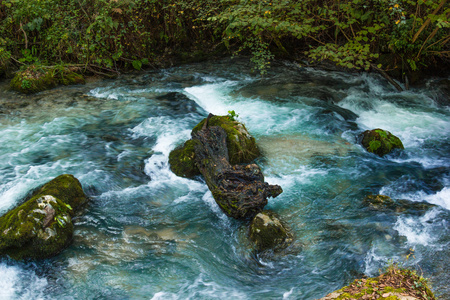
[[0, 59, 449, 299]]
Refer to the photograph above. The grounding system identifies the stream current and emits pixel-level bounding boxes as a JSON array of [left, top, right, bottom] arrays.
[[0, 59, 449, 299]]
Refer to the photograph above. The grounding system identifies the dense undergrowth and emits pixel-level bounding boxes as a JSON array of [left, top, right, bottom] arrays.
[[0, 0, 448, 81]]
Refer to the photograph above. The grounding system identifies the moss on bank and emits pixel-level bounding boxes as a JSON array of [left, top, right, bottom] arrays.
[[10, 65, 85, 94]]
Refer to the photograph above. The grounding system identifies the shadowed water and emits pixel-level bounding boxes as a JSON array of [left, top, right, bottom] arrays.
[[0, 59, 449, 299]]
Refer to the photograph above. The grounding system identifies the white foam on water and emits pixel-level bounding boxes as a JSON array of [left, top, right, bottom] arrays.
[[202, 192, 231, 226], [283, 288, 295, 299], [394, 209, 440, 246], [363, 246, 401, 277], [339, 95, 450, 149], [380, 186, 450, 211], [131, 116, 193, 182], [150, 273, 247, 300], [184, 81, 239, 115], [0, 264, 48, 300]]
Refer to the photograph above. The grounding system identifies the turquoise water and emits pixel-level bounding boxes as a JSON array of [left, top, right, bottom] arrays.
[[0, 59, 449, 299]]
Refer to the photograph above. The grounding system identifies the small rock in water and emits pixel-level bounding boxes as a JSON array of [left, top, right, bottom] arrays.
[[360, 128, 404, 157], [249, 211, 293, 252]]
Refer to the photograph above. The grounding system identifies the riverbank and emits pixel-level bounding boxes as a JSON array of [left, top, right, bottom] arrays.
[[1, 0, 449, 90]]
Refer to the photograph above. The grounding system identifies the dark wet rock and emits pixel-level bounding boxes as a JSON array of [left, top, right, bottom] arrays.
[[0, 174, 87, 260], [193, 116, 282, 220], [169, 115, 261, 178], [360, 128, 404, 157], [249, 211, 293, 252], [364, 194, 436, 214], [192, 115, 261, 165], [155, 92, 206, 115], [170, 114, 281, 219]]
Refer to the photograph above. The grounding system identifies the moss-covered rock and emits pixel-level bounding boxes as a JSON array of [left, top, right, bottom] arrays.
[[168, 139, 201, 178], [10, 65, 85, 94], [192, 115, 261, 165], [0, 174, 87, 260], [169, 115, 261, 178], [360, 128, 404, 157], [364, 194, 435, 214], [32, 174, 88, 212], [319, 264, 436, 300], [249, 211, 293, 252]]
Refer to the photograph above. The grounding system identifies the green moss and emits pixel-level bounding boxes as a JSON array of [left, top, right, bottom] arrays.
[[192, 115, 260, 165], [10, 66, 58, 94], [361, 128, 404, 157], [34, 174, 88, 212], [168, 139, 201, 178], [59, 71, 85, 85], [0, 174, 86, 260], [0, 195, 73, 260], [10, 65, 85, 94], [323, 264, 436, 300]]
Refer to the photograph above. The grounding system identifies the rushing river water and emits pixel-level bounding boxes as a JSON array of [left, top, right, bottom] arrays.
[[0, 59, 449, 299]]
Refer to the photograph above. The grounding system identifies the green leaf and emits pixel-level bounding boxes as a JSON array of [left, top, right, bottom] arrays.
[[132, 60, 142, 70]]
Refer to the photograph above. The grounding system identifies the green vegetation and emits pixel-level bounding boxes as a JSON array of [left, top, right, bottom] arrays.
[[361, 128, 404, 157], [321, 263, 436, 299], [0, 0, 448, 90]]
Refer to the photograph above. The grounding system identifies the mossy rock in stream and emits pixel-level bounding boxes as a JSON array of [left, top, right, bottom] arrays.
[[169, 115, 261, 178], [192, 115, 261, 165], [168, 139, 202, 178], [249, 211, 293, 252], [319, 264, 436, 300], [360, 128, 404, 157], [0, 174, 87, 260], [10, 65, 85, 94], [364, 194, 436, 214]]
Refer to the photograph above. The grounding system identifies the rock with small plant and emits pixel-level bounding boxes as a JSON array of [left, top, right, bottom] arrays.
[[360, 128, 404, 157], [169, 113, 261, 178], [0, 174, 88, 260]]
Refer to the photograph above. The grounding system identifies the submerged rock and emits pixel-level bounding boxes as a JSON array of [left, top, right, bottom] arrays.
[[319, 264, 436, 299], [10, 65, 85, 94], [360, 128, 404, 157], [364, 194, 436, 214], [0, 174, 87, 260], [249, 211, 293, 252], [169, 115, 261, 178]]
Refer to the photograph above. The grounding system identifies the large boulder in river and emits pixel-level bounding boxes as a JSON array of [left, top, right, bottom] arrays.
[[169, 115, 261, 178], [0, 174, 87, 260], [249, 211, 293, 252], [360, 128, 404, 157]]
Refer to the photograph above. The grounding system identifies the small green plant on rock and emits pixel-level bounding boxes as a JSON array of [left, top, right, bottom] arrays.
[[227, 110, 239, 121]]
